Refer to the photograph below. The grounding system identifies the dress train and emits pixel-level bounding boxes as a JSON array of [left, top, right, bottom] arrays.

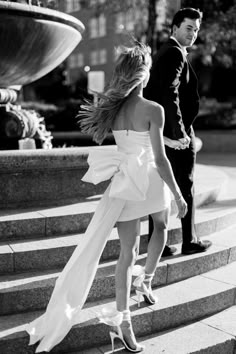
[[26, 147, 149, 352]]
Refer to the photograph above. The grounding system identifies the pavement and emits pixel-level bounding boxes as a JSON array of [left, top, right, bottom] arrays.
[[197, 151, 236, 182]]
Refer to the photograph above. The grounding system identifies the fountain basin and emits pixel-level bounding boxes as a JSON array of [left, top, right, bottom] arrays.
[[0, 1, 85, 86]]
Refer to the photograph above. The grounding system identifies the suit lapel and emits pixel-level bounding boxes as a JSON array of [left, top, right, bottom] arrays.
[[187, 58, 197, 80], [169, 38, 198, 86], [168, 38, 187, 58]]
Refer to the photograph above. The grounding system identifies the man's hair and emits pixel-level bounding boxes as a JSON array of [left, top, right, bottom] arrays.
[[171, 7, 203, 32]]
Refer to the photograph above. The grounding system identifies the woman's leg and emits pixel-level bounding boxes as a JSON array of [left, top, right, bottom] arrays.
[[145, 207, 170, 275], [116, 218, 140, 311], [133, 208, 170, 306], [115, 218, 142, 350]]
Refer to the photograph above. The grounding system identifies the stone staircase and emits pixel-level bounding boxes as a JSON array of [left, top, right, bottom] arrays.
[[0, 156, 236, 353]]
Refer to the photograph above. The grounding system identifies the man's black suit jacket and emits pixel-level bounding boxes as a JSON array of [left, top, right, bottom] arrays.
[[144, 38, 199, 140]]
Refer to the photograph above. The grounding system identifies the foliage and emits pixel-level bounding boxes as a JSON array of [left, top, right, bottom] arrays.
[[182, 0, 236, 68], [194, 98, 236, 129], [199, 4, 236, 68]]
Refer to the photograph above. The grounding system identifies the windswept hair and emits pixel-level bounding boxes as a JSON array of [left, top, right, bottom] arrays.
[[78, 42, 151, 144], [171, 7, 203, 33]]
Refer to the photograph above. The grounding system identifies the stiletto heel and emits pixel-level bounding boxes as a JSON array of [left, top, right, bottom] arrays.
[[109, 331, 116, 353], [133, 268, 158, 307], [108, 310, 144, 353], [135, 290, 142, 307]]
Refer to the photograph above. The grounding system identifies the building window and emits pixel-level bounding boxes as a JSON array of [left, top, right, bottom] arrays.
[[90, 51, 99, 65], [89, 15, 107, 38], [65, 0, 81, 13], [115, 11, 135, 33], [116, 12, 125, 33], [90, 49, 107, 65], [126, 9, 135, 31], [99, 49, 107, 64], [76, 53, 84, 67], [89, 18, 98, 38], [99, 14, 106, 36], [68, 53, 84, 68], [90, 0, 106, 6], [68, 55, 76, 69]]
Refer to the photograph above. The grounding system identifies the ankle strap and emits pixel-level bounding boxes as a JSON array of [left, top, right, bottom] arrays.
[[145, 273, 155, 279], [143, 273, 155, 284], [120, 310, 131, 321]]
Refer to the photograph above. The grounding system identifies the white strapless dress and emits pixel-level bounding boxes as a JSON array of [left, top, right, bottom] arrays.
[[114, 130, 171, 220], [26, 130, 171, 352]]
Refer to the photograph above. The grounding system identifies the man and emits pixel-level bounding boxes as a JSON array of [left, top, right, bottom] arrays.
[[145, 7, 212, 255]]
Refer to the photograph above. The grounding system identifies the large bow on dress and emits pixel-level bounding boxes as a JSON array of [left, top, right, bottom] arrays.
[[26, 147, 149, 353], [82, 148, 149, 201]]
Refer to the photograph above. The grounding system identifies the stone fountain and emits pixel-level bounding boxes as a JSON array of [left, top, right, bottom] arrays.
[[0, 0, 89, 208], [0, 1, 84, 86], [0, 0, 84, 149]]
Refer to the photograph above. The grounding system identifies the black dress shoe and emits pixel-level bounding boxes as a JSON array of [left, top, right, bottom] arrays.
[[181, 240, 212, 255], [161, 245, 177, 257]]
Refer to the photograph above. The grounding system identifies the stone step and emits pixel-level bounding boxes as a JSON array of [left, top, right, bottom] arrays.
[[0, 261, 236, 353], [0, 164, 225, 242], [1, 183, 236, 276], [100, 306, 236, 354], [1, 224, 236, 316]]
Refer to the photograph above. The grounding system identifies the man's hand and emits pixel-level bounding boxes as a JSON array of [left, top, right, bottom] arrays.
[[164, 137, 183, 149], [164, 136, 190, 150], [178, 135, 190, 149]]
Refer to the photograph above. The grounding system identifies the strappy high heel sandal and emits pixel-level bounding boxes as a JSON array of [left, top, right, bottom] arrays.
[[133, 266, 158, 307], [109, 310, 144, 353]]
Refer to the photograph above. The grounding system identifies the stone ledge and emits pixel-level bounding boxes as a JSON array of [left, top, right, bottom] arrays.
[[0, 147, 91, 171], [0, 150, 223, 209]]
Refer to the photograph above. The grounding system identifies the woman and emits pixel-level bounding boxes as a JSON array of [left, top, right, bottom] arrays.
[[27, 42, 187, 353]]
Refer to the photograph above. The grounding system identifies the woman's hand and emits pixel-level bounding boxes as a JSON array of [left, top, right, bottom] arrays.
[[164, 137, 185, 150], [175, 196, 188, 219]]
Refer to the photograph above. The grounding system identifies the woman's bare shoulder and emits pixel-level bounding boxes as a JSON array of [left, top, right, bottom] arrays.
[[141, 97, 164, 112], [140, 97, 164, 120]]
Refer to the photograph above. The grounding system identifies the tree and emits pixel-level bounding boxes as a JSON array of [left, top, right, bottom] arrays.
[[182, 0, 236, 68], [200, 4, 236, 68]]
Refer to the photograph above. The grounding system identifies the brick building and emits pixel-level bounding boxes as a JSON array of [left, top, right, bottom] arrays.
[[57, 0, 181, 93]]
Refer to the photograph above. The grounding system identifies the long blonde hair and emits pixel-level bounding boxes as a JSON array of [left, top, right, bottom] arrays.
[[78, 42, 151, 144]]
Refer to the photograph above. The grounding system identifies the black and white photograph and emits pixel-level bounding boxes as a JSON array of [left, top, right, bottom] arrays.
[[0, 1, 236, 353]]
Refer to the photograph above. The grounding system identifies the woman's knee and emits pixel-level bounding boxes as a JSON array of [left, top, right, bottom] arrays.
[[117, 219, 140, 264], [151, 209, 169, 232], [119, 244, 137, 265]]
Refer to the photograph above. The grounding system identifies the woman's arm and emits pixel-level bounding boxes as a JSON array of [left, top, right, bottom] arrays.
[[164, 136, 182, 149], [148, 103, 187, 217], [163, 136, 189, 150]]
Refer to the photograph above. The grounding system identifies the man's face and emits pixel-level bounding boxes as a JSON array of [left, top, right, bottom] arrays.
[[173, 18, 200, 47]]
